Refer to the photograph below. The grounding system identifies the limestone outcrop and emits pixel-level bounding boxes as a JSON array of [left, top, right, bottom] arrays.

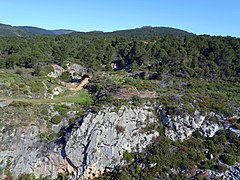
[[65, 105, 159, 179], [0, 104, 239, 179], [0, 105, 159, 179], [161, 110, 222, 141]]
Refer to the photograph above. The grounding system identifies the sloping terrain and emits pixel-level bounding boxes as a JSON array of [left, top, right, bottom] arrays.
[[51, 29, 76, 35], [0, 23, 29, 36], [0, 23, 192, 37], [0, 23, 75, 36], [110, 26, 194, 37], [17, 26, 55, 36], [0, 29, 239, 179]]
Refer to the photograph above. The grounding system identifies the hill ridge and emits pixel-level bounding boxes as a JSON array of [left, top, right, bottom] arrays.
[[0, 23, 76, 36], [0, 23, 193, 37]]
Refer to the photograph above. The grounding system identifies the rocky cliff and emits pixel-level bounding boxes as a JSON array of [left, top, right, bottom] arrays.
[[0, 105, 159, 179], [0, 104, 239, 179]]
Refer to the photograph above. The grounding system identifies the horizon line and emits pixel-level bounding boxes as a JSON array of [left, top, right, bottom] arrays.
[[0, 22, 239, 38]]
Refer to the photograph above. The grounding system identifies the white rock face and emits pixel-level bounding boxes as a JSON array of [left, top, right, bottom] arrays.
[[0, 105, 159, 179], [48, 64, 65, 78], [1, 104, 238, 179], [0, 100, 12, 108], [162, 111, 205, 141], [52, 86, 65, 96], [162, 110, 221, 141], [0, 126, 62, 178], [67, 63, 86, 79], [224, 163, 240, 180], [65, 105, 159, 179], [205, 163, 240, 180], [67, 63, 86, 74], [201, 122, 220, 137], [229, 127, 240, 137]]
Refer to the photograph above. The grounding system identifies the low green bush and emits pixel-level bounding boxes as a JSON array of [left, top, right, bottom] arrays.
[[51, 115, 62, 124], [131, 95, 143, 106], [10, 101, 32, 107], [227, 117, 238, 123], [202, 160, 214, 169], [29, 81, 45, 93], [39, 131, 56, 141], [235, 123, 240, 130], [214, 163, 228, 172], [60, 72, 72, 82], [222, 154, 236, 166], [123, 151, 134, 163], [54, 104, 69, 116]]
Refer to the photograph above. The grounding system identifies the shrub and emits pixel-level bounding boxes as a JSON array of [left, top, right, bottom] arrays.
[[226, 132, 238, 142], [15, 69, 23, 75], [51, 115, 62, 124], [216, 130, 226, 136], [235, 123, 240, 130], [218, 135, 227, 144], [54, 104, 69, 116], [10, 101, 32, 107], [60, 72, 72, 82], [9, 83, 18, 91], [227, 116, 238, 123], [203, 160, 214, 169], [56, 172, 68, 180], [39, 131, 56, 141], [131, 95, 143, 106], [18, 173, 34, 180], [225, 144, 237, 155], [29, 81, 44, 93], [192, 130, 202, 139], [205, 139, 214, 148], [222, 154, 236, 166], [214, 164, 227, 172], [183, 104, 195, 114], [113, 99, 126, 108], [43, 65, 54, 74], [123, 151, 134, 163], [209, 116, 218, 121]]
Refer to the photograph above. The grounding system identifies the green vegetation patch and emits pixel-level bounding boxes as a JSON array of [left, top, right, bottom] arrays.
[[100, 126, 240, 179], [51, 115, 62, 125], [53, 104, 70, 116]]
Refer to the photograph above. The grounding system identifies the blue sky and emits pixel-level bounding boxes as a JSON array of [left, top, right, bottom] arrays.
[[0, 0, 239, 37]]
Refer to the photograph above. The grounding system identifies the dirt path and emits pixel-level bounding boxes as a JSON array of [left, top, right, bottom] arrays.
[[74, 77, 90, 90], [0, 77, 91, 104], [65, 77, 90, 91]]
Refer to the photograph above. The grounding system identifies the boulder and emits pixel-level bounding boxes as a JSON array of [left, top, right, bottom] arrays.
[[48, 64, 65, 78]]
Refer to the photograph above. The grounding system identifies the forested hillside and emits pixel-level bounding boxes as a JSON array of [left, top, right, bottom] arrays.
[[0, 29, 240, 179], [0, 32, 239, 80], [0, 23, 75, 36]]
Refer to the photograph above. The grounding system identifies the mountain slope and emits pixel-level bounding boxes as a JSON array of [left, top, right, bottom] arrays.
[[0, 23, 75, 36], [110, 26, 194, 37], [51, 29, 76, 35], [72, 26, 194, 39], [0, 23, 29, 36], [0, 27, 239, 179], [17, 26, 55, 36], [0, 23, 193, 37]]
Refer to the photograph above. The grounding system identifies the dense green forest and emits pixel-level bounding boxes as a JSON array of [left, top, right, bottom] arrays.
[[0, 32, 239, 81], [0, 23, 75, 37], [0, 29, 239, 116]]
